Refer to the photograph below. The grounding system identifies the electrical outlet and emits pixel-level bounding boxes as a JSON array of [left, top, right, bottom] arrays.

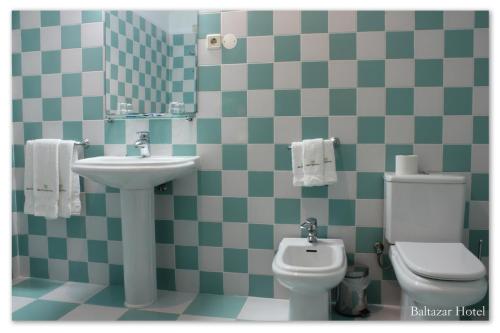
[[206, 34, 221, 49]]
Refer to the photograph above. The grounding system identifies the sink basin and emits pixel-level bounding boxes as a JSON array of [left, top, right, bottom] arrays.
[[72, 155, 199, 308], [72, 155, 199, 189], [273, 238, 347, 320]]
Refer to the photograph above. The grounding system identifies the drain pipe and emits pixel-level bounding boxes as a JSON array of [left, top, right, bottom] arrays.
[[373, 242, 392, 270], [477, 239, 483, 261]]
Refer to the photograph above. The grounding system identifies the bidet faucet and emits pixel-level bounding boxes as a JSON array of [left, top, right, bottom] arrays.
[[135, 131, 151, 158], [300, 217, 318, 243]]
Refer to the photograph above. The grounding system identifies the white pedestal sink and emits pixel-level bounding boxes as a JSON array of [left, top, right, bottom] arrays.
[[72, 156, 199, 307]]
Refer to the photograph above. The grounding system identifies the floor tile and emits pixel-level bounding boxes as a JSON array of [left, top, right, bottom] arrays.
[[183, 293, 247, 318], [12, 276, 28, 285], [118, 309, 178, 321], [40, 282, 105, 303], [354, 305, 401, 321], [330, 304, 401, 321], [330, 310, 357, 321], [85, 285, 125, 308], [12, 278, 63, 298], [177, 314, 235, 321], [237, 296, 289, 321], [12, 300, 79, 321], [12, 296, 35, 312], [143, 290, 196, 314], [60, 304, 127, 321]]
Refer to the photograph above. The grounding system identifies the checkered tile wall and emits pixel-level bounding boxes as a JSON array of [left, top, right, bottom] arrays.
[[12, 10, 489, 307], [104, 11, 197, 115], [169, 32, 197, 113]]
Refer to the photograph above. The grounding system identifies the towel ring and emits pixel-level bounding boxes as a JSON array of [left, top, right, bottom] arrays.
[[287, 137, 340, 150]]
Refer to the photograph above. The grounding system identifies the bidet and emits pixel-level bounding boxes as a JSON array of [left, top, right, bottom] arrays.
[[272, 237, 347, 320]]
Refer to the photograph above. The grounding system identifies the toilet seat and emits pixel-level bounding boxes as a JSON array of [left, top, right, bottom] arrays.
[[395, 242, 486, 281], [389, 245, 487, 307]]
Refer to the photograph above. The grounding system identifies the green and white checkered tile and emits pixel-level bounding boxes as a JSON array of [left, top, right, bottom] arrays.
[[104, 11, 197, 115], [13, 277, 417, 320], [11, 277, 247, 321], [105, 10, 170, 114], [12, 10, 489, 307], [170, 33, 197, 113]]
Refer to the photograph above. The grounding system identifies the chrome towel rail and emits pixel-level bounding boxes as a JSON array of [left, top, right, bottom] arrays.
[[75, 138, 90, 148], [288, 137, 340, 150]]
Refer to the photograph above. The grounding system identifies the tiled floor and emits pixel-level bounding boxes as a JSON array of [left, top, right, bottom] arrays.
[[12, 277, 400, 321]]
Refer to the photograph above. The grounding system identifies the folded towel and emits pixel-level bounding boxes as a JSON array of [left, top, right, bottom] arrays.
[[323, 138, 337, 184], [33, 139, 60, 219], [70, 149, 81, 215], [302, 138, 324, 186], [23, 141, 34, 215], [291, 142, 304, 187], [58, 141, 81, 218]]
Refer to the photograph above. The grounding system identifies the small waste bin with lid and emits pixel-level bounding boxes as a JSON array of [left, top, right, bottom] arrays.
[[334, 264, 371, 317]]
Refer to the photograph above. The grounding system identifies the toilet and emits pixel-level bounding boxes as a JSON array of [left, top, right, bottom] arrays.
[[384, 173, 487, 320]]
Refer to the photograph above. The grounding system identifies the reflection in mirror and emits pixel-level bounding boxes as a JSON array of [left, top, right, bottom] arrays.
[[104, 10, 198, 119]]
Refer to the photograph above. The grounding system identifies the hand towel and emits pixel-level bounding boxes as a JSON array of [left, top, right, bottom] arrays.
[[23, 141, 34, 215], [58, 141, 81, 218], [302, 138, 324, 186], [291, 141, 304, 187], [33, 139, 60, 219], [70, 148, 81, 215], [323, 138, 337, 184]]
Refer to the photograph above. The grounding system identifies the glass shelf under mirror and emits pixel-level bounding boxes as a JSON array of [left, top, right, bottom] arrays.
[[105, 112, 196, 122]]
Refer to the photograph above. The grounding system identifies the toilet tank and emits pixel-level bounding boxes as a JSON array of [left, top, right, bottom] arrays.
[[384, 173, 466, 244]]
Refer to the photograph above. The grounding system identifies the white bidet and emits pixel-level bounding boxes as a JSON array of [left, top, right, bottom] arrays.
[[272, 238, 347, 320]]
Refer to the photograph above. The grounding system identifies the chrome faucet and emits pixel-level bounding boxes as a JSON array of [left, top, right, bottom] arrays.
[[135, 131, 151, 158], [300, 217, 318, 243]]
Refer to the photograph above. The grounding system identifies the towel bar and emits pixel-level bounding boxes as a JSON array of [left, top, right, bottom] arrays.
[[75, 138, 90, 148], [287, 137, 340, 150]]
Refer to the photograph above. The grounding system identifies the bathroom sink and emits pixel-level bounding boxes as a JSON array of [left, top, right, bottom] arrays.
[[72, 155, 199, 189], [72, 155, 200, 308]]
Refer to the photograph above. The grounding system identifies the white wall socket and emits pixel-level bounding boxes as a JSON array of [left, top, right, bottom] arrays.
[[206, 34, 221, 49]]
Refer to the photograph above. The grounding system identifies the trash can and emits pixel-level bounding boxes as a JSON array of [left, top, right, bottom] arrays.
[[334, 264, 370, 317]]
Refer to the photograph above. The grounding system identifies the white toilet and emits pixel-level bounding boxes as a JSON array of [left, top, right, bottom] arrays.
[[384, 173, 487, 320]]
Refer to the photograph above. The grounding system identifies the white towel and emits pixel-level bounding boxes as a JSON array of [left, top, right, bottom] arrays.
[[58, 141, 81, 218], [291, 142, 304, 187], [70, 150, 81, 215], [33, 139, 60, 219], [23, 141, 34, 215], [323, 138, 337, 184], [302, 138, 325, 186]]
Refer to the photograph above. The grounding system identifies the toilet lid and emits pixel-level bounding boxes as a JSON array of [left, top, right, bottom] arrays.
[[395, 242, 486, 281]]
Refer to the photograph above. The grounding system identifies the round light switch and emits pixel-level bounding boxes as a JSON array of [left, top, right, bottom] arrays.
[[222, 33, 237, 49]]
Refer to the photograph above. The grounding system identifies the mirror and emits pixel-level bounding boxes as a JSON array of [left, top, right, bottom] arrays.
[[104, 10, 198, 119]]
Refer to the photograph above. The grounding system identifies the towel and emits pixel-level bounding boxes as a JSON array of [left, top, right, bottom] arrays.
[[70, 150, 81, 216], [33, 139, 61, 219], [291, 142, 304, 186], [323, 138, 337, 184], [58, 141, 81, 218], [23, 141, 34, 215], [302, 138, 325, 186]]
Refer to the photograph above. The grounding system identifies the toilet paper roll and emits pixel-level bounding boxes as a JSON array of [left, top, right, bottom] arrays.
[[395, 155, 418, 175]]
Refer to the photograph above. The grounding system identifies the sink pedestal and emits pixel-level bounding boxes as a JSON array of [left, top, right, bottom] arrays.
[[72, 155, 200, 308], [120, 188, 157, 307]]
